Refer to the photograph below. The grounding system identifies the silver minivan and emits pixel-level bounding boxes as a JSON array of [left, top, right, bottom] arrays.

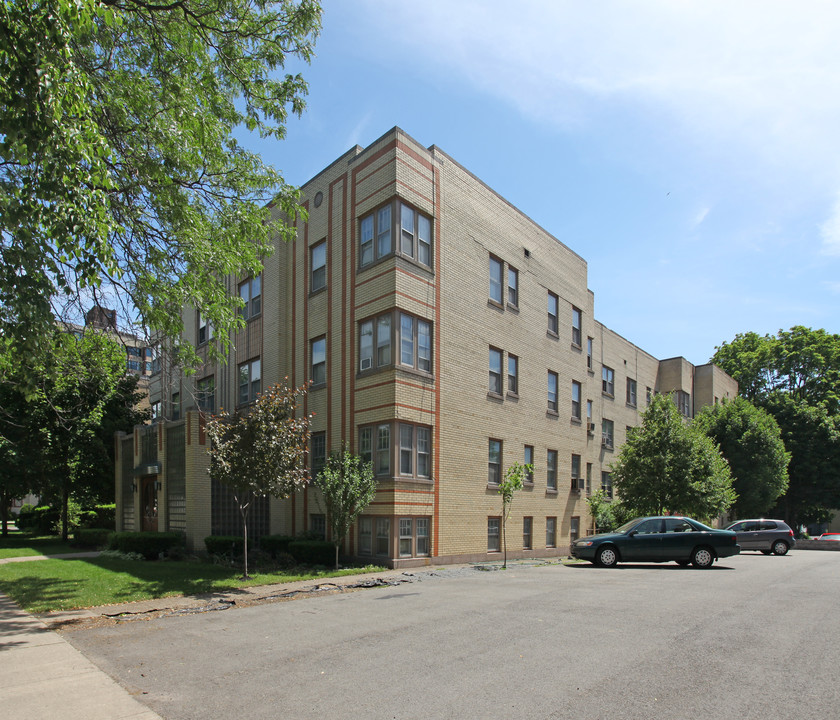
[[725, 519, 795, 555]]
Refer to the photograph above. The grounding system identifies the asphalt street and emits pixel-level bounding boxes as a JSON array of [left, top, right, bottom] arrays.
[[64, 551, 840, 720]]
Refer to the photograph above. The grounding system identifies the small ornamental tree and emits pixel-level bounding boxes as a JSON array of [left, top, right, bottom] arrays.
[[498, 461, 532, 568], [314, 446, 377, 569], [206, 381, 311, 578]]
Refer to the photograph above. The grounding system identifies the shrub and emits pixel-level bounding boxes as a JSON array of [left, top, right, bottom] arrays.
[[18, 506, 61, 534], [109, 531, 185, 560], [204, 535, 244, 558], [259, 534, 296, 558], [287, 539, 334, 566], [72, 528, 114, 548]]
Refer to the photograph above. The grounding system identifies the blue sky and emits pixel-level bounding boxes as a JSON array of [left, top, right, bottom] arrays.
[[247, 0, 840, 366]]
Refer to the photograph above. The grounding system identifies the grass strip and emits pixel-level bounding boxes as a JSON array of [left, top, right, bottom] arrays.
[[0, 556, 386, 613], [0, 533, 76, 559]]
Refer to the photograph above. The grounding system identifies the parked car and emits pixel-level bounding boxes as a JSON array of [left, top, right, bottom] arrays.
[[817, 532, 840, 541], [570, 516, 740, 568], [725, 519, 795, 555]]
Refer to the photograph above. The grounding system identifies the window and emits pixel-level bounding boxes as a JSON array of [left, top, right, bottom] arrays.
[[198, 314, 213, 345], [488, 439, 502, 485], [150, 345, 161, 375], [547, 449, 557, 490], [572, 380, 581, 420], [238, 358, 261, 404], [587, 337, 593, 370], [150, 400, 161, 422], [377, 315, 392, 367], [400, 313, 432, 373], [359, 320, 374, 371], [489, 347, 503, 395], [586, 463, 592, 496], [572, 306, 582, 347], [375, 517, 390, 556], [359, 517, 372, 555], [310, 241, 326, 292], [677, 390, 691, 416], [311, 432, 326, 478], [399, 517, 413, 557], [586, 399, 593, 425], [399, 203, 432, 268], [361, 422, 431, 480], [547, 371, 558, 412], [602, 419, 614, 449], [508, 267, 518, 307], [416, 518, 430, 555], [548, 292, 558, 335], [507, 354, 519, 395], [310, 513, 326, 540], [360, 314, 394, 371], [647, 387, 653, 405], [571, 454, 581, 482], [523, 517, 533, 549], [626, 378, 637, 407], [360, 204, 392, 267], [546, 517, 557, 548], [197, 376, 215, 413], [171, 392, 180, 421], [524, 445, 534, 483], [311, 337, 326, 386], [602, 366, 615, 396], [570, 516, 580, 543], [601, 471, 613, 499], [489, 256, 503, 304], [376, 424, 390, 476], [488, 517, 501, 552], [239, 275, 261, 320]]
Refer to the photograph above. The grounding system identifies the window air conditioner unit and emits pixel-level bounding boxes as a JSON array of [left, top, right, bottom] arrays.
[[587, 422, 595, 434], [571, 477, 582, 492], [360, 358, 372, 371], [601, 435, 613, 449]]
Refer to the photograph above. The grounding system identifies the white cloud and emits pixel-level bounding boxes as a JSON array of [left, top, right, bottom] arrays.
[[692, 207, 710, 228], [364, 0, 840, 181], [820, 192, 840, 256]]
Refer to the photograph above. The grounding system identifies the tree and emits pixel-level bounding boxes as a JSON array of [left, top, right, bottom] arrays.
[[694, 398, 790, 519], [0, 330, 129, 538], [498, 461, 531, 569], [711, 332, 778, 402], [314, 446, 376, 570], [1, 0, 321, 371], [760, 394, 840, 530], [206, 381, 311, 578], [611, 394, 736, 520], [712, 327, 840, 412]]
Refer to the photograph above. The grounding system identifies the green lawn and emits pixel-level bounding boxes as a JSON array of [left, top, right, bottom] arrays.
[[0, 556, 386, 613], [0, 531, 76, 559]]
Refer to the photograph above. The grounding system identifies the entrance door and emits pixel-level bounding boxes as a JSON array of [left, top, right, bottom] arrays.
[[141, 476, 159, 532]]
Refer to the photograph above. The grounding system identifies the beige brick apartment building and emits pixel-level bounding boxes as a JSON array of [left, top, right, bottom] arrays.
[[115, 127, 737, 567]]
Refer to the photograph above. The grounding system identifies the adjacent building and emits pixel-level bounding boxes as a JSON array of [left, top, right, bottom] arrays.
[[115, 127, 737, 566]]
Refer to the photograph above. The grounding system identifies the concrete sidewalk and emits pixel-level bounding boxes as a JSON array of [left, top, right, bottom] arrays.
[[0, 551, 102, 565], [0, 593, 162, 719]]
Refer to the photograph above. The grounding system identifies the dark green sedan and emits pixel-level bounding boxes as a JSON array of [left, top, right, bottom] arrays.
[[570, 516, 740, 568]]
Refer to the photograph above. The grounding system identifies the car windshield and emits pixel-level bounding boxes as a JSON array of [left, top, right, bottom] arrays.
[[615, 518, 645, 534]]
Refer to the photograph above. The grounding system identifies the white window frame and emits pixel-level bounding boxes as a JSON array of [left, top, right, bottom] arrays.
[[548, 292, 559, 335], [489, 347, 503, 395], [489, 256, 503, 304], [238, 358, 261, 405], [311, 240, 327, 293], [602, 366, 615, 396], [311, 337, 326, 386], [239, 275, 261, 320]]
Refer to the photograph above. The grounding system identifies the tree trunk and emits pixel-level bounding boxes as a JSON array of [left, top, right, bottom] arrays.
[[61, 482, 69, 541], [335, 542, 339, 570], [237, 492, 251, 579], [502, 514, 507, 569], [0, 489, 8, 536]]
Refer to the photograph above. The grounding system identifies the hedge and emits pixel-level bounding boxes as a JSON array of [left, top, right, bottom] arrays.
[[259, 534, 296, 558], [72, 528, 114, 548], [108, 531, 185, 560], [16, 506, 60, 534], [287, 540, 334, 566], [204, 535, 245, 557]]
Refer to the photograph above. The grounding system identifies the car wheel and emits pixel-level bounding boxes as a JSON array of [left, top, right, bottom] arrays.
[[691, 546, 714, 568], [772, 540, 789, 556], [596, 545, 618, 568]]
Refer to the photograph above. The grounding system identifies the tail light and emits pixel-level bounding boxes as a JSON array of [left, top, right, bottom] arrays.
[[788, 529, 794, 537]]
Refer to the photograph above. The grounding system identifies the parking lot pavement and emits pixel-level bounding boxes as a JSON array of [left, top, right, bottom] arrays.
[[0, 593, 162, 720]]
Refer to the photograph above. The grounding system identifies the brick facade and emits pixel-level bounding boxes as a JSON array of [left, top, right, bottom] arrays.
[[118, 127, 737, 565]]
